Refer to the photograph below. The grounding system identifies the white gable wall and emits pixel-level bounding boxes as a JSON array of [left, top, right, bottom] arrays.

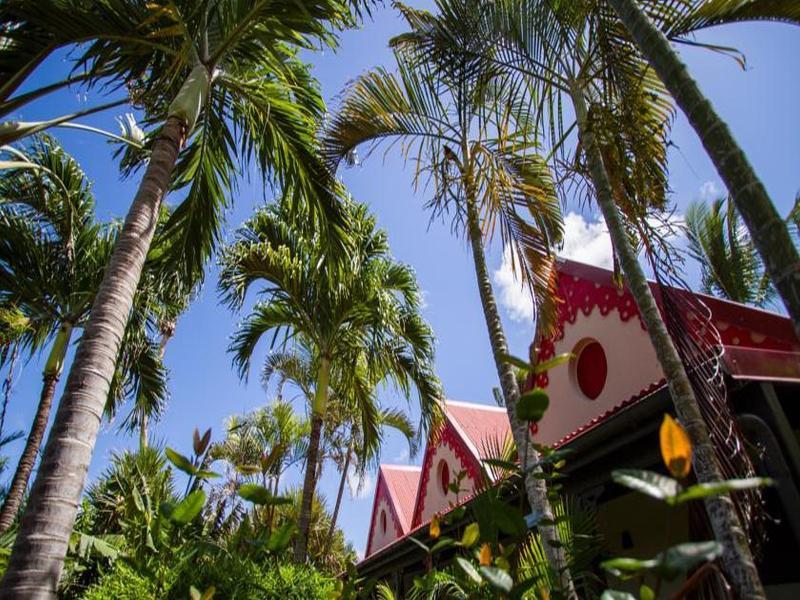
[[418, 442, 477, 524], [537, 308, 664, 445], [369, 498, 400, 554]]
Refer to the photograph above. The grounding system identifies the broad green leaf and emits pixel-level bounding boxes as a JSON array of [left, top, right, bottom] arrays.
[[267, 523, 296, 552], [612, 469, 680, 503], [238, 483, 291, 506], [431, 537, 455, 554], [675, 478, 772, 505], [235, 464, 262, 475], [656, 542, 723, 580], [480, 566, 513, 593], [494, 504, 527, 537], [600, 591, 636, 600], [131, 487, 145, 513], [460, 522, 480, 548], [533, 352, 574, 374], [601, 557, 658, 578], [516, 389, 549, 422], [500, 353, 532, 371], [165, 447, 196, 475], [639, 584, 655, 600], [456, 557, 482, 584], [194, 469, 221, 480], [170, 490, 206, 524]]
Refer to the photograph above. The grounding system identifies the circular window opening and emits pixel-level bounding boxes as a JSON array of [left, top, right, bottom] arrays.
[[380, 510, 387, 534], [571, 339, 607, 400], [437, 459, 450, 495]]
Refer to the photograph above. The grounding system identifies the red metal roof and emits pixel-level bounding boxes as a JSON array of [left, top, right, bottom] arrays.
[[445, 400, 512, 461], [380, 465, 422, 533]]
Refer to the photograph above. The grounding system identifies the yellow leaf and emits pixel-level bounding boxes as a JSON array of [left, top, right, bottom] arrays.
[[429, 514, 440, 540], [479, 543, 492, 566], [660, 414, 692, 479]]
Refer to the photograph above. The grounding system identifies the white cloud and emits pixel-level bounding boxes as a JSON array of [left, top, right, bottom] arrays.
[[697, 180, 722, 201], [493, 212, 613, 323], [347, 469, 374, 500], [494, 245, 535, 323], [559, 212, 614, 269]]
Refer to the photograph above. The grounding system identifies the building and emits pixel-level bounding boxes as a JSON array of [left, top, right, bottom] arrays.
[[358, 259, 800, 598]]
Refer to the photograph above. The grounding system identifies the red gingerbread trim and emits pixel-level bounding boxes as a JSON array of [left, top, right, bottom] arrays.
[[411, 419, 483, 529], [365, 470, 406, 557]]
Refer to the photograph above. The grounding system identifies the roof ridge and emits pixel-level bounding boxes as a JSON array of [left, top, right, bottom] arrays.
[[381, 464, 422, 472], [445, 399, 508, 413]]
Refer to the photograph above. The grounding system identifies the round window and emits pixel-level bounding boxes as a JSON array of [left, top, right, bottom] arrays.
[[437, 459, 450, 495], [573, 339, 607, 400], [380, 510, 387, 534]]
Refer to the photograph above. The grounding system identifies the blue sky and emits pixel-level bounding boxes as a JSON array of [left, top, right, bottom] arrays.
[[2, 2, 798, 559]]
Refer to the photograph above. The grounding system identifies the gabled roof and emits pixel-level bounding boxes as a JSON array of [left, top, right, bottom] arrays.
[[445, 400, 512, 462], [379, 465, 421, 533]]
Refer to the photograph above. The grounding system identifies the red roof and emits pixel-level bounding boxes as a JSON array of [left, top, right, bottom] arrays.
[[380, 465, 421, 533], [445, 400, 512, 461]]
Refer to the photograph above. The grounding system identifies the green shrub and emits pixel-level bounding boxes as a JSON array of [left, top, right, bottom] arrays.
[[170, 556, 334, 599], [81, 563, 157, 600]]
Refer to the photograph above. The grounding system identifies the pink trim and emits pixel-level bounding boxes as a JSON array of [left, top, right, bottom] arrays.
[[411, 418, 483, 529], [365, 469, 405, 557]]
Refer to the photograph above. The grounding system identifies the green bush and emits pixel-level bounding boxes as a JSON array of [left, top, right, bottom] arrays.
[[81, 563, 157, 600], [170, 556, 335, 599]]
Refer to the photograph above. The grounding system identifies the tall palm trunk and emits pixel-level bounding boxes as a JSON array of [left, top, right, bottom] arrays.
[[0, 323, 72, 534], [607, 0, 800, 340], [323, 439, 352, 555], [464, 194, 577, 599], [140, 324, 175, 451], [0, 116, 188, 598], [570, 81, 765, 598], [295, 357, 330, 562]]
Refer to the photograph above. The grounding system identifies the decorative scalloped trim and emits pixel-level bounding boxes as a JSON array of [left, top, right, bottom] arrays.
[[365, 472, 406, 557], [412, 420, 482, 529]]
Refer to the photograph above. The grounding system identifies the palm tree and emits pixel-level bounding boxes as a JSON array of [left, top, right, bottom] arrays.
[[685, 197, 774, 307], [219, 195, 441, 562], [321, 23, 579, 593], [322, 401, 417, 555], [377, 0, 767, 594], [0, 2, 367, 593], [0, 138, 124, 532], [606, 0, 800, 340], [0, 137, 172, 535]]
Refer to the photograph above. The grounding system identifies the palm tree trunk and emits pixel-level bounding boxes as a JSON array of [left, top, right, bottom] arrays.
[[294, 357, 330, 563], [0, 116, 188, 598], [607, 0, 800, 340], [464, 195, 578, 599], [323, 440, 352, 555], [295, 413, 324, 562], [570, 81, 765, 599], [0, 323, 72, 534], [140, 326, 174, 451]]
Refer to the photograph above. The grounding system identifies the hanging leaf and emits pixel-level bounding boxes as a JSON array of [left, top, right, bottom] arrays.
[[660, 414, 692, 479], [532, 353, 574, 374], [456, 556, 482, 584], [674, 477, 772, 506], [460, 522, 480, 548], [516, 389, 549, 422], [170, 490, 206, 524], [611, 469, 679, 504], [165, 447, 196, 475], [235, 464, 262, 475], [500, 353, 532, 371], [238, 483, 291, 506], [479, 566, 513, 593]]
